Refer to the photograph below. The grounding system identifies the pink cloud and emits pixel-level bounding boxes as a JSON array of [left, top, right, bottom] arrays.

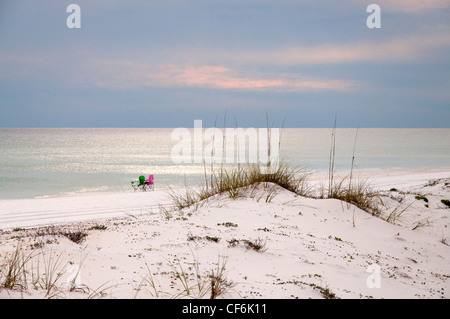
[[232, 33, 450, 65], [93, 63, 356, 92]]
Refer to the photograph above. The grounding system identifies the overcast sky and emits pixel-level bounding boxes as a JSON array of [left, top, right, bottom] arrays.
[[0, 0, 449, 128]]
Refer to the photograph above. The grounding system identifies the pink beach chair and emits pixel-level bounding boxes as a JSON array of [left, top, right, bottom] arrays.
[[145, 174, 154, 191]]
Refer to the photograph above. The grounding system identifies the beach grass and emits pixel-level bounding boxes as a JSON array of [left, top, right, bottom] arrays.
[[135, 251, 235, 299], [169, 114, 383, 217], [0, 240, 103, 298], [169, 162, 383, 217], [324, 176, 383, 217], [0, 242, 33, 291], [169, 162, 311, 210]]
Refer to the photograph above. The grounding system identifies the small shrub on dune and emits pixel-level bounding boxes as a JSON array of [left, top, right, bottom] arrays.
[[415, 195, 428, 203], [441, 199, 450, 208], [60, 230, 88, 244]]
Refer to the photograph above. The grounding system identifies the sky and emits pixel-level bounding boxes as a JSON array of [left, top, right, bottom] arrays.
[[0, 0, 449, 128]]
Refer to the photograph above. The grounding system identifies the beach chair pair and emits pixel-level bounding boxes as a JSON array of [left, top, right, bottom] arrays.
[[131, 174, 154, 191]]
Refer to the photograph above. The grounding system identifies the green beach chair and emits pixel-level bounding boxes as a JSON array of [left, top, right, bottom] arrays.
[[131, 175, 147, 191]]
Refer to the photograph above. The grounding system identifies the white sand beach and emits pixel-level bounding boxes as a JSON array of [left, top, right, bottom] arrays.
[[0, 170, 449, 299]]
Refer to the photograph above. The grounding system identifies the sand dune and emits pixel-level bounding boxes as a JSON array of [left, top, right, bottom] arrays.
[[0, 171, 449, 299]]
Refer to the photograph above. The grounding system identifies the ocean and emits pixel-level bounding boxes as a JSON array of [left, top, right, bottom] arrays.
[[1, 128, 449, 199]]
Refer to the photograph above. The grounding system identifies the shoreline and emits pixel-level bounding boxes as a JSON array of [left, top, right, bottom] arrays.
[[1, 169, 450, 231], [2, 167, 450, 201]]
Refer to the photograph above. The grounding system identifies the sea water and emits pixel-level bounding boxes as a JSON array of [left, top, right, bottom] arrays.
[[0, 128, 449, 199]]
